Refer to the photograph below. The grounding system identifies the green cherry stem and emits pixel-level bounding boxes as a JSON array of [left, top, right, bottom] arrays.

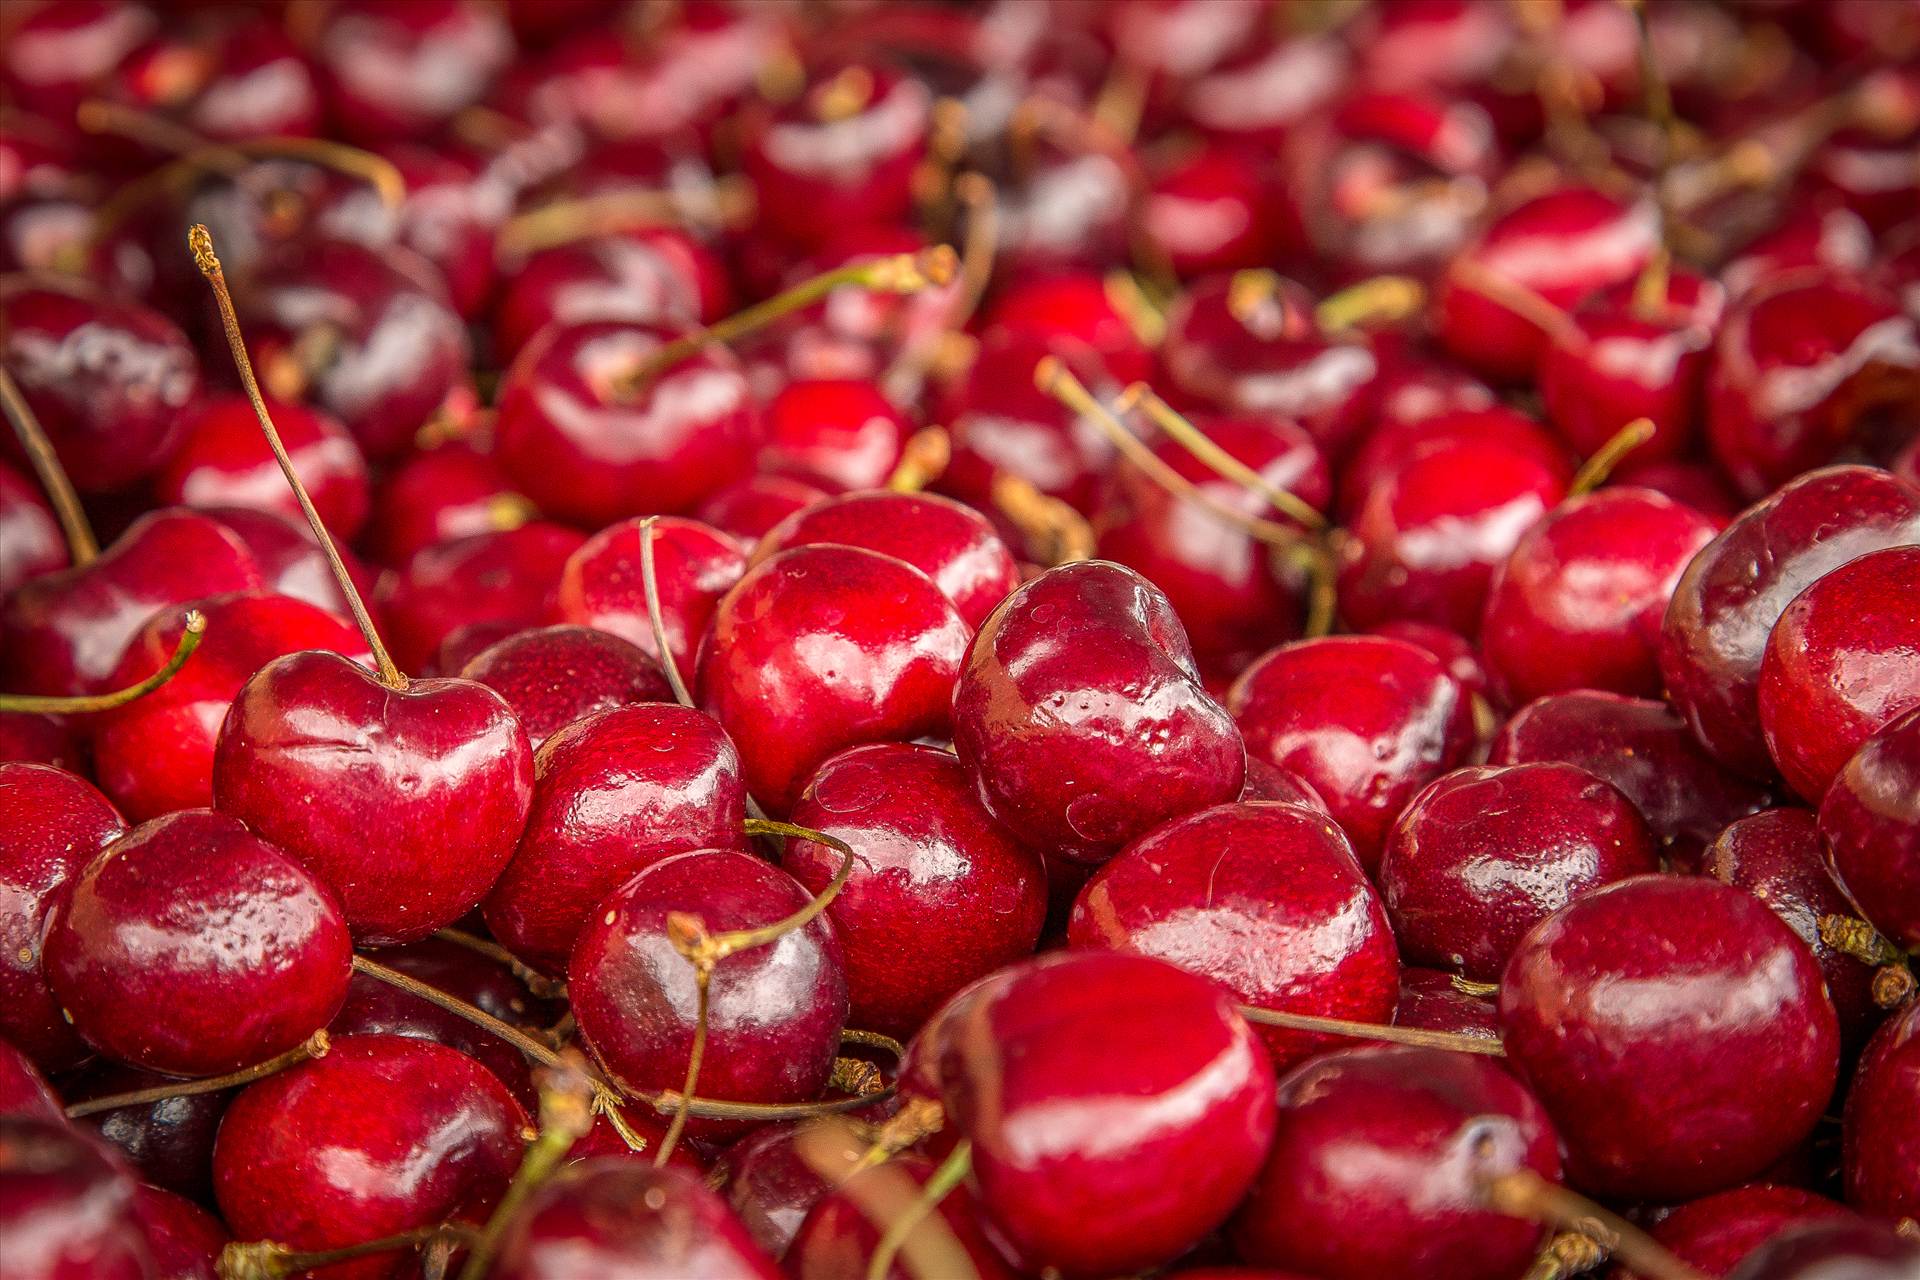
[[0, 610, 206, 714]]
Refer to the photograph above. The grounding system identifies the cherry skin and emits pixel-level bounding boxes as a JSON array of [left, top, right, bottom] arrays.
[[1660, 465, 1920, 781], [213, 650, 535, 946], [1611, 457, 1744, 522], [213, 1034, 528, 1280], [483, 703, 748, 973], [1336, 404, 1571, 519], [1240, 756, 1330, 810], [935, 950, 1276, 1278], [0, 763, 125, 1071], [1725, 1220, 1920, 1280], [1069, 800, 1398, 1071], [131, 1183, 227, 1280], [0, 463, 65, 595], [0, 1041, 61, 1123], [311, 0, 512, 145], [699, 543, 969, 814], [362, 442, 532, 568], [1144, 143, 1294, 279], [758, 379, 910, 492], [457, 624, 672, 751], [787, 1153, 1017, 1280], [1758, 544, 1920, 803], [1479, 488, 1720, 706], [953, 560, 1245, 864], [373, 522, 585, 675], [1229, 634, 1475, 871], [1842, 999, 1920, 1221], [63, 1058, 231, 1201], [695, 473, 833, 545], [1393, 967, 1500, 1043], [1380, 762, 1660, 982], [556, 515, 746, 693], [0, 1117, 151, 1280], [568, 849, 849, 1132], [43, 808, 351, 1077], [1621, 1185, 1857, 1280], [1498, 875, 1841, 1201], [490, 1159, 781, 1280], [723, 1121, 866, 1263], [0, 711, 79, 772], [1819, 705, 1920, 951], [491, 229, 708, 365], [0, 0, 155, 120], [202, 506, 378, 625], [1365, 620, 1492, 702], [152, 394, 370, 541], [1231, 1046, 1561, 1280], [782, 742, 1047, 1037], [982, 275, 1157, 391]]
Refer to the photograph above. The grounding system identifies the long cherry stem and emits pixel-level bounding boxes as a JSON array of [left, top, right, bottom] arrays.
[[0, 363, 97, 565], [1119, 384, 1330, 531], [866, 1140, 975, 1280], [0, 610, 205, 713], [638, 516, 696, 709], [190, 224, 405, 689], [1480, 1169, 1708, 1280], [1237, 1006, 1506, 1056], [66, 1031, 328, 1119], [1567, 418, 1655, 496], [219, 1223, 477, 1280], [494, 177, 755, 261], [456, 1056, 596, 1280], [432, 927, 568, 1001]]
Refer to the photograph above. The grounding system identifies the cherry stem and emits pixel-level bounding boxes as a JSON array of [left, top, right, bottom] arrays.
[[1568, 417, 1655, 496], [651, 970, 711, 1168], [0, 362, 97, 565], [0, 609, 206, 714], [1314, 275, 1426, 334], [1480, 1169, 1708, 1280], [1119, 384, 1330, 532], [853, 1095, 946, 1174], [431, 927, 568, 1001], [493, 177, 756, 262], [1872, 965, 1916, 1010], [1818, 914, 1906, 967], [637, 516, 696, 709], [990, 473, 1095, 566], [885, 172, 997, 401], [456, 1055, 596, 1280], [190, 224, 405, 689], [66, 1030, 329, 1119], [886, 427, 951, 493], [1451, 975, 1501, 997], [1447, 260, 1584, 350], [1524, 1231, 1609, 1280], [1237, 1006, 1506, 1056], [219, 1223, 478, 1280], [866, 1139, 974, 1280], [1105, 271, 1168, 347]]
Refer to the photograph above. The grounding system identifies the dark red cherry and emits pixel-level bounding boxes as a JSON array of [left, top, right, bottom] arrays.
[[556, 515, 744, 691], [1380, 762, 1660, 981], [484, 703, 747, 972], [783, 742, 1046, 1037], [756, 490, 1022, 631], [569, 850, 848, 1132], [1229, 635, 1474, 870], [457, 624, 671, 751], [1719, 202, 1877, 302], [43, 809, 350, 1077], [1336, 404, 1571, 519], [695, 473, 833, 545], [939, 335, 1119, 521], [1231, 1046, 1560, 1280], [700, 543, 968, 814], [1611, 457, 1744, 522], [492, 228, 709, 365], [1393, 967, 1499, 1043], [0, 0, 155, 119], [983, 275, 1156, 389], [495, 320, 760, 526], [1480, 488, 1719, 706], [723, 1121, 865, 1263], [0, 463, 65, 595], [1724, 1220, 1920, 1280], [759, 379, 910, 492], [491, 1159, 781, 1280], [214, 649, 534, 945], [0, 282, 198, 493], [132, 1183, 226, 1280], [1069, 800, 1398, 1071], [202, 506, 377, 625], [1758, 544, 1920, 802], [363, 442, 533, 568], [1365, 620, 1491, 702], [1498, 875, 1840, 1201], [1820, 705, 1920, 952], [936, 951, 1276, 1278], [1843, 999, 1920, 1221], [1629, 1185, 1857, 1280], [63, 1059, 230, 1201], [213, 1034, 527, 1280], [1144, 144, 1293, 278], [0, 1117, 151, 1280], [311, 0, 512, 145], [0, 763, 124, 1071], [152, 394, 370, 540], [0, 1041, 62, 1123], [96, 17, 319, 156], [953, 560, 1246, 864], [0, 711, 80, 772], [1705, 809, 1884, 1054], [787, 1152, 1017, 1280], [374, 522, 585, 675]]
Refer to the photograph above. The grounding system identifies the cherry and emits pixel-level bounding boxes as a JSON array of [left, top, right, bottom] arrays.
[[935, 950, 1276, 1278], [1144, 143, 1292, 278], [782, 742, 1047, 1037], [1842, 998, 1920, 1221], [0, 1042, 62, 1123], [0, 0, 155, 121], [0, 762, 125, 1071], [457, 624, 672, 750], [202, 506, 379, 624], [1718, 203, 1877, 303], [132, 1184, 227, 1280], [373, 522, 585, 675], [787, 1152, 1016, 1280], [939, 335, 1119, 522], [491, 228, 711, 365], [1498, 875, 1840, 1201], [0, 1116, 151, 1280], [0, 711, 80, 772], [1611, 457, 1744, 521], [1336, 404, 1571, 519], [1380, 762, 1661, 981], [92, 17, 320, 156], [1229, 634, 1475, 870], [982, 274, 1156, 389], [152, 394, 370, 540], [63, 1059, 230, 1201], [695, 473, 833, 545], [1231, 1045, 1560, 1280], [758, 379, 911, 492], [952, 560, 1246, 863], [311, 0, 513, 146], [1393, 967, 1500, 1043], [1660, 465, 1920, 781], [755, 490, 1022, 631], [1178, 30, 1349, 151], [1758, 543, 1920, 802], [484, 703, 748, 972], [0, 462, 65, 595], [489, 1159, 781, 1280], [1629, 1185, 1858, 1280], [1480, 487, 1720, 705], [723, 1121, 866, 1263], [362, 442, 532, 568], [212, 1034, 528, 1280], [1724, 1220, 1920, 1280], [557, 516, 746, 692], [700, 543, 969, 814], [1820, 705, 1920, 952], [1365, 619, 1492, 701], [1240, 756, 1330, 810], [747, 227, 957, 386]]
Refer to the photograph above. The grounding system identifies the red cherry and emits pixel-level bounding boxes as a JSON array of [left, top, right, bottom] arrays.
[[722, 1121, 864, 1262], [0, 711, 80, 772], [557, 516, 746, 692], [1498, 875, 1840, 1201], [1240, 756, 1330, 810], [492, 229, 708, 364], [983, 274, 1156, 389], [153, 394, 370, 540], [940, 335, 1119, 520], [1726, 1219, 1920, 1280], [363, 443, 532, 568], [1633, 1185, 1857, 1279], [1843, 999, 1920, 1221], [311, 0, 512, 145], [132, 1183, 227, 1280], [1610, 457, 1744, 521], [65, 1057, 233, 1201], [0, 1117, 151, 1280], [98, 18, 319, 154], [1069, 800, 1399, 1071], [1719, 202, 1876, 301], [759, 379, 911, 492], [694, 473, 833, 545], [373, 522, 585, 675], [456, 624, 672, 751], [0, 1041, 62, 1123], [1336, 404, 1571, 519], [1144, 144, 1293, 278], [0, 0, 155, 120], [1364, 619, 1492, 701], [0, 462, 65, 594], [202, 506, 378, 624], [787, 1153, 1017, 1280], [1393, 966, 1499, 1043], [1819, 705, 1920, 952]]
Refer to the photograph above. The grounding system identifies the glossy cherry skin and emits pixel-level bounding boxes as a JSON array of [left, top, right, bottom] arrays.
[[756, 491, 1022, 632], [953, 560, 1245, 864], [1240, 756, 1330, 810], [43, 809, 351, 1077], [569, 850, 849, 1131], [214, 651, 534, 945], [0, 463, 64, 595], [758, 379, 910, 492], [936, 950, 1276, 1278], [312, 0, 511, 144], [1612, 457, 1744, 522], [132, 1184, 226, 1280], [695, 474, 833, 545], [492, 229, 709, 365], [1724, 1220, 1920, 1280], [1380, 762, 1660, 981], [699, 544, 969, 814], [1336, 405, 1571, 519], [213, 1034, 527, 1280], [783, 743, 1046, 1037], [457, 624, 672, 751], [495, 320, 760, 526], [1394, 967, 1500, 1043], [0, 1117, 151, 1280], [363, 442, 532, 568], [1820, 705, 1920, 951], [723, 1121, 866, 1263], [1070, 800, 1398, 1070], [375, 522, 585, 675], [203, 506, 378, 626], [0, 763, 124, 1071], [1480, 488, 1719, 706], [1231, 1046, 1559, 1280], [484, 703, 748, 972], [0, 1042, 61, 1123], [0, 711, 79, 772], [0, 283, 198, 493], [63, 1059, 230, 1201], [1498, 875, 1841, 1201], [557, 516, 746, 692], [1627, 1185, 1858, 1280], [1229, 635, 1475, 870], [1843, 999, 1920, 1220], [788, 1153, 1016, 1280], [152, 394, 370, 541], [1660, 466, 1920, 780], [1758, 544, 1920, 802], [0, 0, 155, 119], [491, 1159, 781, 1280]]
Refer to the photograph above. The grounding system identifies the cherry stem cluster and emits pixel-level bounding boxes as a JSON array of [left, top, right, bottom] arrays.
[[0, 610, 206, 715]]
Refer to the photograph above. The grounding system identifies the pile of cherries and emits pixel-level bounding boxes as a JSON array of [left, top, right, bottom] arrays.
[[3, 1, 1919, 1278]]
